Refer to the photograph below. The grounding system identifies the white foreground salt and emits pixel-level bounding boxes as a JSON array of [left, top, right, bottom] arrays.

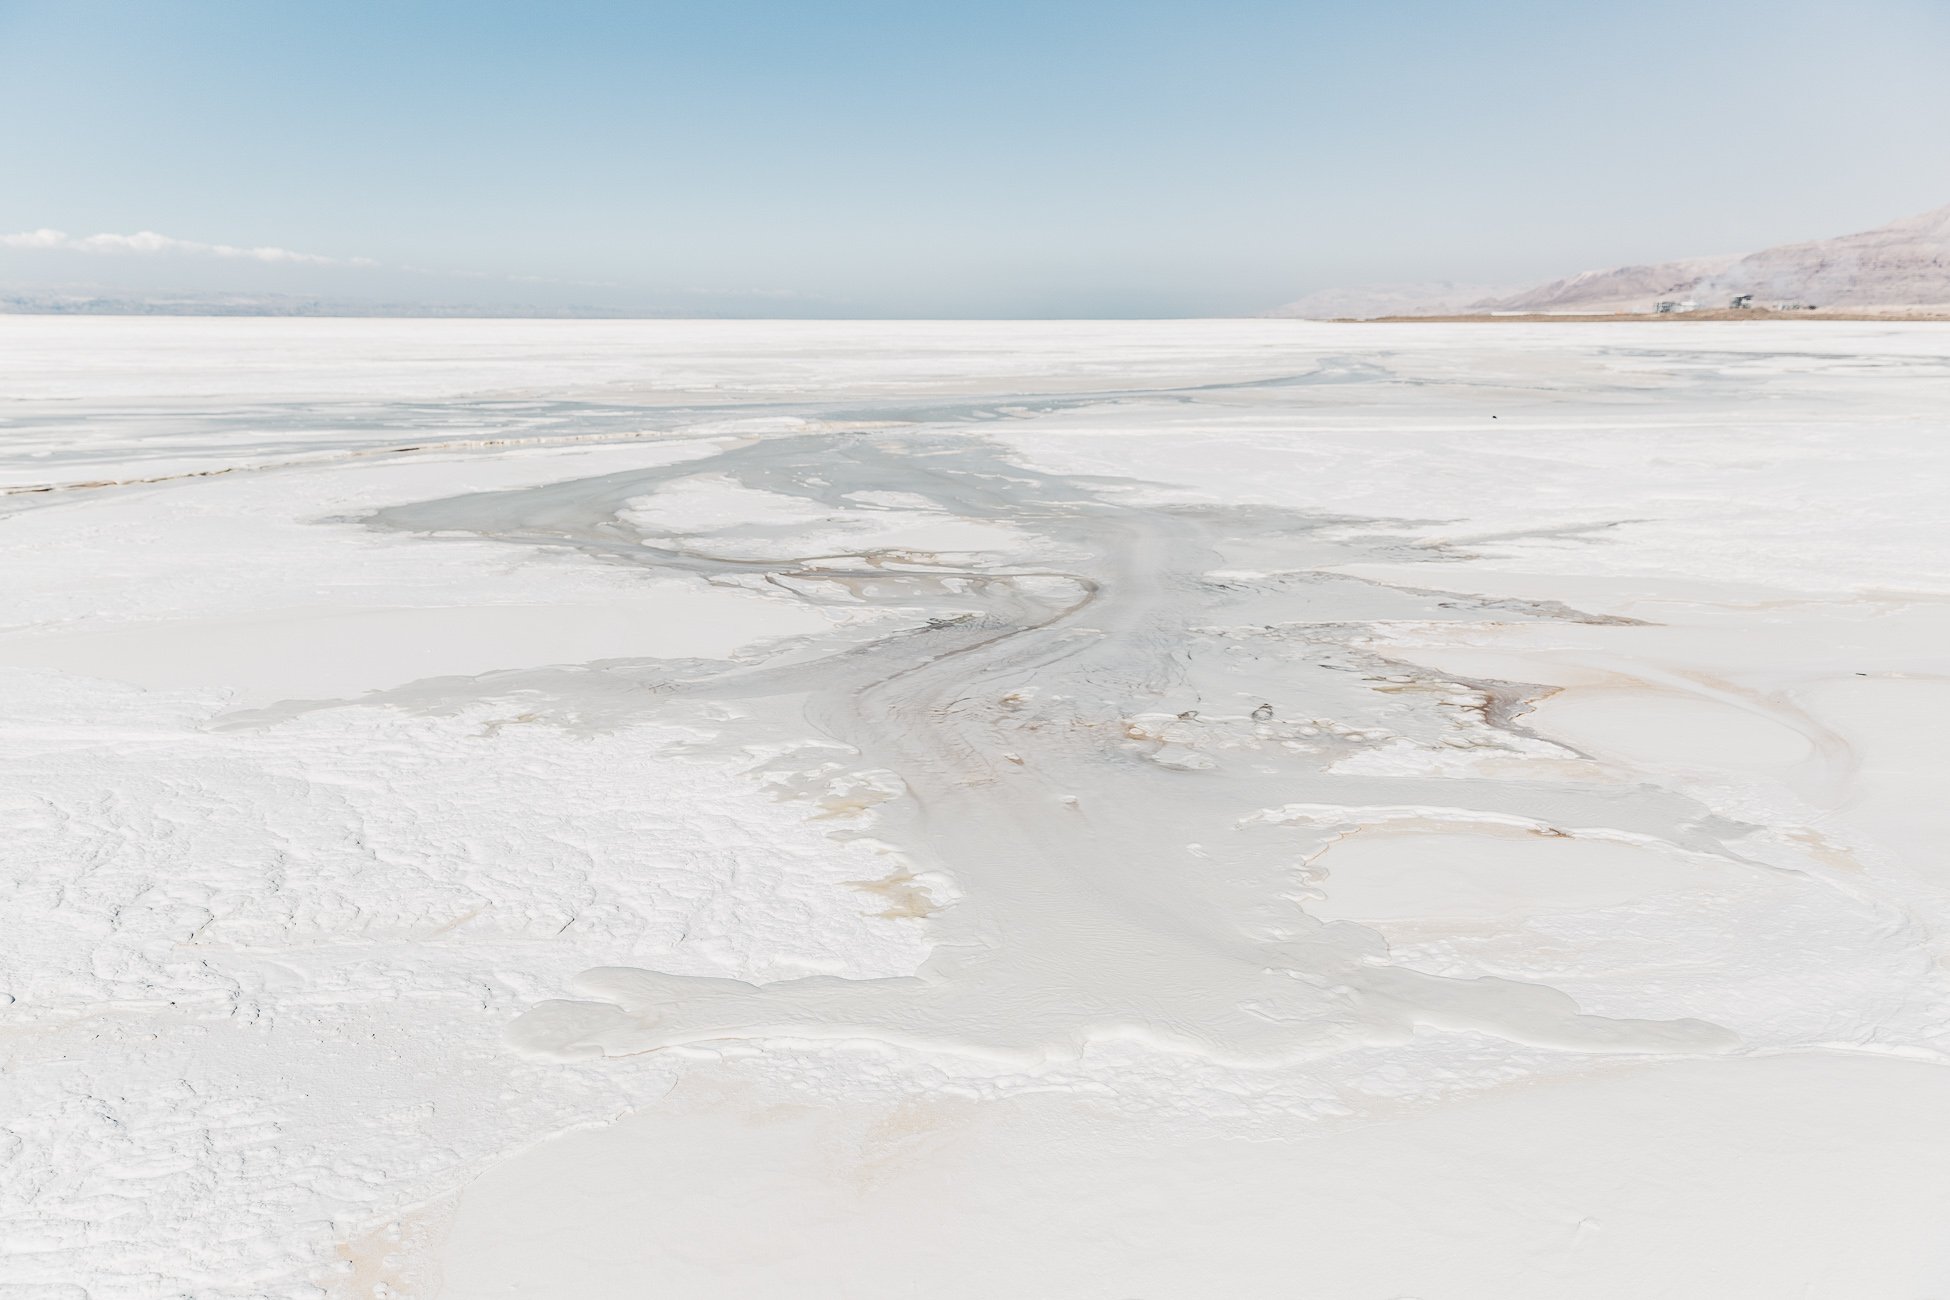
[[1, 319, 1947, 1299], [441, 1055, 1950, 1300]]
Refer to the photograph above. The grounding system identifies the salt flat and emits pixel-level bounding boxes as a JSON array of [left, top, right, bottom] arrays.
[[1, 318, 1947, 1298]]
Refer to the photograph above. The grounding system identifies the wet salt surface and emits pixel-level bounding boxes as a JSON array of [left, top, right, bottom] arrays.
[[397, 433, 1735, 1064], [1, 319, 1948, 1298]]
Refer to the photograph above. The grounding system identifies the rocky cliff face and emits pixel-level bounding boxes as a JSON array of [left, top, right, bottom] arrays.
[[1270, 204, 1950, 317], [1692, 204, 1950, 310], [1476, 255, 1736, 313]]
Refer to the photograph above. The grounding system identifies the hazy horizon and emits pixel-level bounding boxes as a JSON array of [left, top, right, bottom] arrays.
[[4, 0, 1948, 317]]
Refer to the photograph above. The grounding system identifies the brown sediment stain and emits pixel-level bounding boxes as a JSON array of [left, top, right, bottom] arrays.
[[1536, 670, 1854, 793], [1396, 666, 1564, 737], [1295, 819, 1585, 886], [424, 904, 488, 938], [850, 1097, 979, 1193], [845, 868, 941, 919], [1376, 625, 1859, 789], [757, 762, 902, 821], [330, 1198, 452, 1300], [1332, 570, 1651, 627], [811, 786, 895, 820], [1370, 680, 1446, 696], [477, 710, 541, 738], [1782, 826, 1866, 873], [1350, 639, 1572, 740]]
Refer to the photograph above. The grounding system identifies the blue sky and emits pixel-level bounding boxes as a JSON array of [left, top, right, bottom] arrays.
[[2, 0, 1947, 316]]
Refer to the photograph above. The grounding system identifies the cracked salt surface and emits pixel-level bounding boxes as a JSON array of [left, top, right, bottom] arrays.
[[3, 318, 1950, 1298]]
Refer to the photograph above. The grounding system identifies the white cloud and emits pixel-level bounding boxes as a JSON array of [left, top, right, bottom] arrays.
[[0, 227, 377, 267], [1, 226, 621, 294]]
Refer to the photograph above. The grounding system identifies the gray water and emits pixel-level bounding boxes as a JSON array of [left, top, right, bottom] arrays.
[[357, 429, 1739, 1067]]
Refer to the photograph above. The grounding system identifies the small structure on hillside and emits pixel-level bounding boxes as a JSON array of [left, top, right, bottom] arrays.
[[1655, 299, 1700, 314], [1730, 294, 1755, 309]]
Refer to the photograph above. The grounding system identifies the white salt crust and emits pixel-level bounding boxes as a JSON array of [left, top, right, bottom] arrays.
[[0, 318, 1946, 1298]]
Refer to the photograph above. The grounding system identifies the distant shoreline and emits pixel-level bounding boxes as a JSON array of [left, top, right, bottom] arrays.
[[4, 306, 1948, 324], [1346, 307, 1950, 323]]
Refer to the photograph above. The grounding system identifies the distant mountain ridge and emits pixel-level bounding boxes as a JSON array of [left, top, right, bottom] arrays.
[[1269, 203, 1950, 318], [1477, 255, 1738, 314]]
